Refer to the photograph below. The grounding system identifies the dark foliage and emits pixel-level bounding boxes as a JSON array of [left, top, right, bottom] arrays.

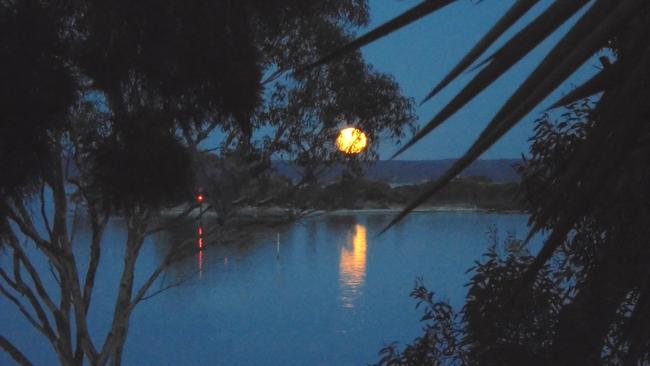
[[461, 234, 562, 366], [0, 0, 75, 197], [376, 99, 650, 364], [374, 231, 563, 366], [1, 0, 407, 212], [90, 123, 193, 210], [293, 176, 520, 211], [77, 0, 264, 128], [376, 278, 464, 366], [519, 98, 650, 364]]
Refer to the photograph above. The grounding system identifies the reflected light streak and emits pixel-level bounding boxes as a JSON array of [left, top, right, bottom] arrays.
[[198, 224, 204, 277], [339, 224, 367, 308], [198, 224, 204, 249], [198, 250, 203, 278]]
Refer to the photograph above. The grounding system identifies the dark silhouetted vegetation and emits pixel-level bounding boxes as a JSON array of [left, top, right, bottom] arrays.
[[373, 230, 563, 366], [0, 1, 415, 365], [291, 176, 521, 212], [374, 99, 650, 365]]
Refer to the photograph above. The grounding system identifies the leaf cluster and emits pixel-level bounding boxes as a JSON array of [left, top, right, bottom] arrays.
[[0, 0, 75, 197], [374, 231, 564, 366], [377, 98, 650, 364]]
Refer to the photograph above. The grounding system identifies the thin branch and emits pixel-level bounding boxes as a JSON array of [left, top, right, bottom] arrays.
[[0, 282, 55, 342], [4, 200, 51, 250], [0, 335, 33, 366], [68, 200, 80, 244], [83, 208, 108, 312], [131, 222, 224, 309], [48, 260, 61, 287], [134, 216, 288, 310], [181, 119, 221, 148], [222, 129, 238, 150], [39, 182, 53, 238], [194, 119, 221, 146], [261, 67, 289, 85], [3, 201, 62, 274], [0, 265, 56, 337], [129, 238, 195, 309], [145, 203, 200, 236], [49, 149, 69, 248], [137, 273, 197, 304], [9, 242, 58, 316], [134, 217, 295, 312], [2, 226, 58, 316], [129, 266, 168, 310]]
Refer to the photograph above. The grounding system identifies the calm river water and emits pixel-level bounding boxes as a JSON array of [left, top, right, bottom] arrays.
[[0, 211, 538, 365]]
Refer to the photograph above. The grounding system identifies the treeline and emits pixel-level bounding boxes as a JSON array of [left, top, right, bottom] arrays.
[[289, 176, 522, 211]]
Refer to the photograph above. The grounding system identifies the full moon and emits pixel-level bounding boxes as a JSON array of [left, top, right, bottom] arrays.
[[336, 127, 368, 154]]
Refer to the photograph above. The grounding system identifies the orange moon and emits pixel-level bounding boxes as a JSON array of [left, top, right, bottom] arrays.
[[336, 127, 368, 154]]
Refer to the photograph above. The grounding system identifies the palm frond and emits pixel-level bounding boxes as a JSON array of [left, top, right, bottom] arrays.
[[546, 63, 619, 110], [305, 0, 455, 70], [395, 0, 647, 234], [307, 1, 649, 287], [391, 0, 591, 159], [421, 0, 540, 104], [520, 42, 650, 296]]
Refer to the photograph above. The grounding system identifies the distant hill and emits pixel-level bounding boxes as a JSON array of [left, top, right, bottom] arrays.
[[272, 159, 522, 184]]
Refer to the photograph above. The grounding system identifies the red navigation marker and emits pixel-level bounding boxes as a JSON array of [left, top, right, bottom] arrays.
[[196, 194, 204, 203]]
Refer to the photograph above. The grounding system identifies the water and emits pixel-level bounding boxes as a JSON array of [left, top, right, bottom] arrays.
[[0, 211, 536, 365]]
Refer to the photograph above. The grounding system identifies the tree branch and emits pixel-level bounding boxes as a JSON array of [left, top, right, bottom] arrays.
[[2, 200, 62, 269], [132, 222, 234, 309], [0, 265, 53, 336], [97, 210, 148, 365], [0, 335, 33, 366], [3, 227, 58, 316], [145, 203, 200, 236], [0, 281, 55, 343], [39, 182, 53, 238], [60, 177, 108, 364], [83, 206, 108, 312], [136, 274, 196, 304]]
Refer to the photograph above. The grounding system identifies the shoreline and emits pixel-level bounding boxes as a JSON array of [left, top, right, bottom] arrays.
[[314, 206, 525, 216], [161, 204, 525, 219]]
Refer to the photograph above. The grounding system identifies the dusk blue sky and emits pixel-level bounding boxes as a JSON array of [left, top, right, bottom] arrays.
[[200, 1, 601, 160], [363, 0, 599, 160]]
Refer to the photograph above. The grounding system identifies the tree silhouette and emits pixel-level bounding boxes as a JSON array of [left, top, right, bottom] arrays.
[[0, 1, 414, 365]]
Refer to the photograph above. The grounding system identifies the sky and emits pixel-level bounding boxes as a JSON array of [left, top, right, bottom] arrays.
[[201, 0, 601, 161], [362, 0, 598, 160]]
